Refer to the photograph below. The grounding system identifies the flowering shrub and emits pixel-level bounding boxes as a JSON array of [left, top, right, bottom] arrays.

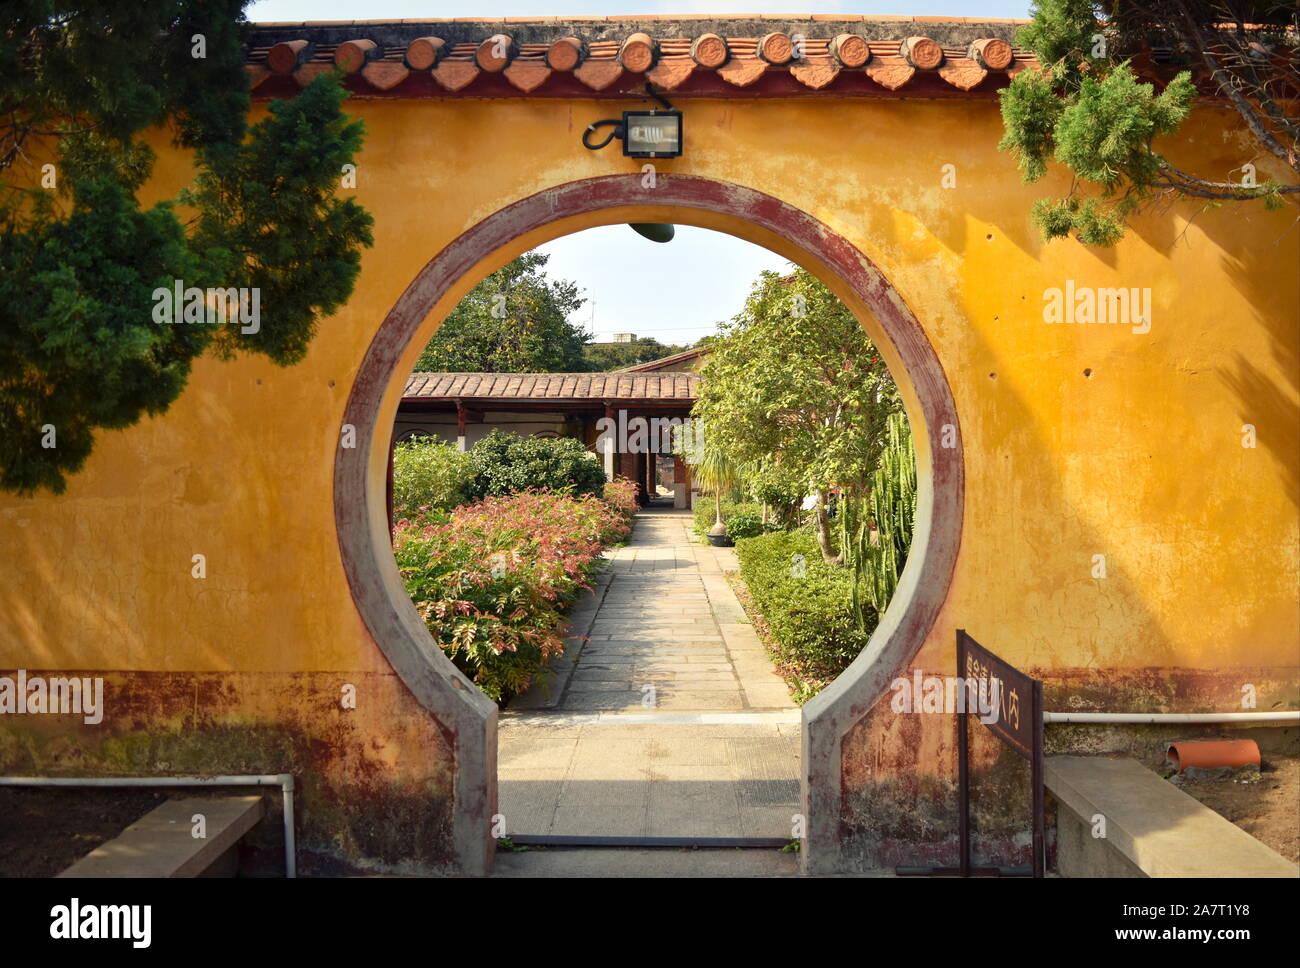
[[392, 489, 632, 702], [602, 477, 639, 525]]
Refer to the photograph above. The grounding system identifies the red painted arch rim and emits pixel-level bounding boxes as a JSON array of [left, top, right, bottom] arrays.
[[332, 173, 964, 873]]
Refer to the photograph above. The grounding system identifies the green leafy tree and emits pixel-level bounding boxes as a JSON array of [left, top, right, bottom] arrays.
[[583, 336, 687, 371], [0, 2, 373, 495], [999, 0, 1298, 245], [416, 252, 591, 373], [690, 269, 900, 563]]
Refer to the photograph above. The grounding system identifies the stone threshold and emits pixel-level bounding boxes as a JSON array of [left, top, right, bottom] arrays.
[[501, 709, 801, 727]]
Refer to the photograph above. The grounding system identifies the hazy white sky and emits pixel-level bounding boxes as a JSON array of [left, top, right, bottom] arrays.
[[536, 226, 793, 346], [247, 1, 1033, 20], [245, 0, 1033, 344]]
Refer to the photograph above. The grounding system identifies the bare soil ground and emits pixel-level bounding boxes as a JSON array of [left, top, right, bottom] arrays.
[[0, 787, 166, 877], [1162, 756, 1300, 864]]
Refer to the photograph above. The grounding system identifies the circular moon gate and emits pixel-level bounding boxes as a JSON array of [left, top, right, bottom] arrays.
[[334, 174, 964, 875]]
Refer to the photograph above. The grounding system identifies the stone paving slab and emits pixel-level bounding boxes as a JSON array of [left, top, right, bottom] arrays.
[[500, 507, 799, 840], [498, 722, 800, 840]]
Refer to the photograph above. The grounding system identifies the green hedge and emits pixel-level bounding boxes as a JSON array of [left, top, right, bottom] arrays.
[[391, 438, 476, 520], [394, 432, 610, 520], [734, 530, 874, 694], [692, 497, 762, 536], [725, 509, 766, 541]]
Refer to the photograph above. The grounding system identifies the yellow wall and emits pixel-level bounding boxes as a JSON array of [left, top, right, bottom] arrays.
[[1, 92, 1295, 871]]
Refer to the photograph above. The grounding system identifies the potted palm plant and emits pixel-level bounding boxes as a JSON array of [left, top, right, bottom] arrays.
[[692, 446, 743, 547]]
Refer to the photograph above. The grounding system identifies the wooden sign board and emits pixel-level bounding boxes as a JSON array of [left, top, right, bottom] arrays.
[[956, 629, 1045, 878], [898, 630, 1044, 877]]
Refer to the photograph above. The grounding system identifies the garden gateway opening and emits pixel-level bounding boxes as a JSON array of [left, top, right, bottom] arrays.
[[335, 175, 964, 873], [381, 220, 925, 849]]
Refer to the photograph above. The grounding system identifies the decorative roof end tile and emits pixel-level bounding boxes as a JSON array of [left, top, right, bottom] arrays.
[[404, 36, 445, 70], [476, 33, 516, 71], [969, 37, 1013, 70], [690, 32, 729, 69], [830, 33, 870, 68], [267, 39, 310, 74], [757, 32, 794, 65], [901, 35, 944, 70], [546, 36, 585, 71], [618, 31, 658, 73]]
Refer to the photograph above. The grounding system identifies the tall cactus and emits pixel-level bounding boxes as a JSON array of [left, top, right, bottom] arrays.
[[841, 493, 870, 631], [842, 412, 917, 629]]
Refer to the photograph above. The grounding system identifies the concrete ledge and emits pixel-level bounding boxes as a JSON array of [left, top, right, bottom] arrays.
[[492, 847, 800, 877], [58, 795, 265, 878], [1046, 755, 1298, 878]]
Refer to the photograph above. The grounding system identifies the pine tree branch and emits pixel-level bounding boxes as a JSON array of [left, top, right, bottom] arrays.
[[1175, 2, 1299, 170], [1153, 157, 1300, 198]]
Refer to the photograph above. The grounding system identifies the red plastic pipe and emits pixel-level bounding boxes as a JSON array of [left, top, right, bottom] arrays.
[[1167, 739, 1261, 772]]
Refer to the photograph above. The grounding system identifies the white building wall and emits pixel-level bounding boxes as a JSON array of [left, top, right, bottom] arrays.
[[393, 411, 572, 451]]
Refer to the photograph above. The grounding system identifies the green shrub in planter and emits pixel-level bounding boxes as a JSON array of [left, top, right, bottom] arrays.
[[692, 497, 762, 537], [725, 510, 765, 541], [391, 437, 477, 519], [735, 530, 873, 688], [468, 429, 606, 500]]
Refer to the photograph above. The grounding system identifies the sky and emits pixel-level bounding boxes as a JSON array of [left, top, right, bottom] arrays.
[[536, 226, 794, 346], [246, 0, 1034, 345], [247, 1, 1034, 19]]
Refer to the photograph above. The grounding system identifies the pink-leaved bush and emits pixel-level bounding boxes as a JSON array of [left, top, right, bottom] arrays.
[[393, 485, 635, 702]]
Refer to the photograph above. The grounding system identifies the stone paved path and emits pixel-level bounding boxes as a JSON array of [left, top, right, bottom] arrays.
[[562, 507, 794, 712], [498, 506, 801, 840]]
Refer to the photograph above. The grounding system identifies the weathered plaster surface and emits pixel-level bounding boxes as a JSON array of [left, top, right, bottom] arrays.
[[1, 95, 1295, 873]]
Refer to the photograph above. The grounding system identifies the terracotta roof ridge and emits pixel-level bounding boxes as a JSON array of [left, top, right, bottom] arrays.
[[244, 19, 1043, 98]]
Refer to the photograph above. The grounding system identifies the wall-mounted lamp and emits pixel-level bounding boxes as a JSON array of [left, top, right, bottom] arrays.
[[620, 111, 682, 158], [584, 85, 680, 242], [582, 85, 683, 159], [628, 223, 675, 243]]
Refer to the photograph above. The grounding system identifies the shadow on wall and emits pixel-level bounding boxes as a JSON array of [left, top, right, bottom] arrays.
[[1219, 241, 1300, 512], [836, 178, 1298, 869]]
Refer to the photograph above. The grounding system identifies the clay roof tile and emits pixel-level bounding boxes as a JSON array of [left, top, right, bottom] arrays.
[[245, 16, 1039, 98], [402, 371, 700, 402]]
